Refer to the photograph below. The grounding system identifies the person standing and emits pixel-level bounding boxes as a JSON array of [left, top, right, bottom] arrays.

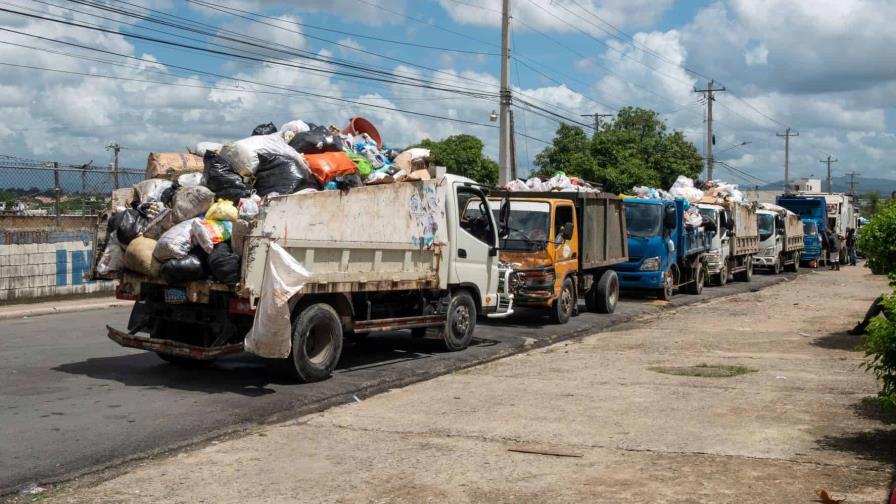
[[845, 227, 857, 266], [827, 227, 841, 271]]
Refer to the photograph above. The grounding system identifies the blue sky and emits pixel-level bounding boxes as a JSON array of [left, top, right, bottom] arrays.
[[0, 0, 893, 187]]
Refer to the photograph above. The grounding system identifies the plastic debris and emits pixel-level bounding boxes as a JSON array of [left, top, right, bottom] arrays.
[[191, 218, 233, 254], [171, 186, 214, 223], [205, 199, 239, 222], [251, 122, 277, 136], [153, 218, 196, 261]]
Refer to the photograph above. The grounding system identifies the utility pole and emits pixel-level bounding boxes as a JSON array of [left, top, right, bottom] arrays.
[[694, 80, 725, 180], [819, 155, 838, 194], [106, 143, 121, 189], [776, 128, 799, 194], [846, 171, 859, 196], [579, 112, 613, 133], [498, 0, 513, 185]]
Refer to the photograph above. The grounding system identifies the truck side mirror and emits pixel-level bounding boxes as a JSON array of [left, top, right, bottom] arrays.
[[724, 211, 734, 231], [561, 222, 574, 240], [663, 205, 677, 230]]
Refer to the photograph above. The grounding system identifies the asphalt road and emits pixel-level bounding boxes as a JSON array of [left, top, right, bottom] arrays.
[[0, 273, 792, 494]]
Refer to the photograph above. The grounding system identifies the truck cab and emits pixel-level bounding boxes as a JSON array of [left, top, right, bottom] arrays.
[[753, 205, 803, 274], [696, 204, 730, 284], [611, 198, 709, 300], [775, 195, 826, 268]]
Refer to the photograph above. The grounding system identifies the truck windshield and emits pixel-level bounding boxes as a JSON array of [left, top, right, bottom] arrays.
[[497, 200, 551, 251], [625, 202, 663, 237], [803, 221, 818, 236], [698, 207, 718, 224], [758, 213, 775, 241]]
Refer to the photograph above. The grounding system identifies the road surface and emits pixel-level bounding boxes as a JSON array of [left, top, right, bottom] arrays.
[[1, 274, 788, 494]]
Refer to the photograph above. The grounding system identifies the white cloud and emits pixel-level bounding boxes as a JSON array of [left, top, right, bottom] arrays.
[[743, 43, 767, 66]]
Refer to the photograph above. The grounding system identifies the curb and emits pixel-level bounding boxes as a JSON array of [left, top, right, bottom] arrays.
[[0, 300, 133, 321]]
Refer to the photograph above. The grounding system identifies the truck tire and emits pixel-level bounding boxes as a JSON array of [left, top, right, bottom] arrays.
[[714, 266, 728, 286], [587, 270, 619, 314], [685, 262, 704, 295], [440, 290, 477, 351], [786, 253, 800, 273], [155, 352, 213, 368], [290, 303, 343, 383], [772, 256, 782, 275], [656, 268, 674, 301], [740, 258, 753, 282], [550, 278, 576, 324]]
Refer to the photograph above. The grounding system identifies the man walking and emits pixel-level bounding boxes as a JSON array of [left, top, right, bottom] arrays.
[[827, 227, 841, 271], [845, 227, 858, 266]]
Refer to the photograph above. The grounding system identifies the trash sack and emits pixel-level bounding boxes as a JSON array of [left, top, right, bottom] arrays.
[[504, 179, 528, 192], [153, 218, 196, 262], [124, 236, 161, 277], [288, 125, 342, 154], [141, 208, 174, 241], [160, 251, 210, 284], [392, 148, 430, 172], [546, 173, 574, 191], [177, 172, 203, 188], [669, 175, 704, 203], [136, 201, 165, 220], [334, 173, 363, 190], [145, 152, 204, 179], [251, 122, 277, 136], [96, 233, 125, 275], [205, 199, 239, 222], [133, 178, 174, 203], [219, 133, 302, 177], [208, 241, 241, 285], [115, 208, 148, 245], [347, 151, 373, 177], [245, 242, 311, 358], [191, 218, 233, 254], [238, 194, 261, 220], [526, 177, 547, 191], [202, 151, 251, 203], [159, 182, 180, 205], [194, 141, 222, 156], [171, 186, 214, 223], [254, 153, 318, 197], [304, 151, 358, 185], [280, 119, 310, 140]]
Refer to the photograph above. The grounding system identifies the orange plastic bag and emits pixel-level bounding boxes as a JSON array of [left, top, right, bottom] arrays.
[[304, 152, 358, 184]]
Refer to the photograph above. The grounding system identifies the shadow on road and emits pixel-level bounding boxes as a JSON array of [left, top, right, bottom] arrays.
[[810, 330, 864, 351], [816, 428, 896, 466]]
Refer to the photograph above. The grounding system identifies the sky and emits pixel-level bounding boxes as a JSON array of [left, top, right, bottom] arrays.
[[0, 0, 894, 188]]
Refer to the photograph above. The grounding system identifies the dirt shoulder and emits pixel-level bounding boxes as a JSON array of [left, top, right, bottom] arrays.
[[47, 265, 895, 503]]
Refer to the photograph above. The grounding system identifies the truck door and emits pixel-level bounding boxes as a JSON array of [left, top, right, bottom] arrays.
[[455, 186, 499, 310], [552, 203, 578, 285]]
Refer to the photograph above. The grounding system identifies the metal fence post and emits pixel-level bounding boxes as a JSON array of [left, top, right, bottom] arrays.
[[53, 161, 61, 226]]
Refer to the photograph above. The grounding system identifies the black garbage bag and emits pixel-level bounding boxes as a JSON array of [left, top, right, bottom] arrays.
[[115, 208, 148, 245], [334, 173, 363, 190], [203, 151, 251, 202], [287, 125, 342, 154], [208, 242, 241, 285], [251, 122, 277, 136], [159, 181, 180, 205], [254, 153, 319, 197], [160, 248, 210, 284]]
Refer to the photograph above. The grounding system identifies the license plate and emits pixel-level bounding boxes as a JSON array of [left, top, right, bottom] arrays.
[[164, 288, 187, 304]]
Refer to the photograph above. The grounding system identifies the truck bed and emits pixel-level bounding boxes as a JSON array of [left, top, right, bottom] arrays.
[[783, 213, 805, 253], [730, 204, 759, 256]]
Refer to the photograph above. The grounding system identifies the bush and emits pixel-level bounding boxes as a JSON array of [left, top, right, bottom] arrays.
[[863, 287, 896, 407], [858, 200, 896, 274]]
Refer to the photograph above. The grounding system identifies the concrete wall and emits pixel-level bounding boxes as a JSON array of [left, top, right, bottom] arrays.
[[0, 220, 114, 302]]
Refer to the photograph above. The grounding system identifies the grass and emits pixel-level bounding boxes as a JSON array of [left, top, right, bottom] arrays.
[[649, 363, 757, 378]]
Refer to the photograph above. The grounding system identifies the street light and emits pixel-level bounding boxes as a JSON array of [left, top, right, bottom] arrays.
[[714, 141, 751, 156]]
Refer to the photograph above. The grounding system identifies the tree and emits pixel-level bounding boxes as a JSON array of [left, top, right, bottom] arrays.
[[864, 191, 882, 216], [413, 134, 498, 185], [533, 106, 703, 194]]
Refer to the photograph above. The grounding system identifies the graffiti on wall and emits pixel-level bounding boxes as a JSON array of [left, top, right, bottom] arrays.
[[55, 249, 95, 286]]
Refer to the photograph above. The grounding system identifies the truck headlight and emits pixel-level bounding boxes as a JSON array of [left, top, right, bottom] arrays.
[[640, 256, 661, 271], [517, 269, 555, 288], [764, 246, 776, 256]]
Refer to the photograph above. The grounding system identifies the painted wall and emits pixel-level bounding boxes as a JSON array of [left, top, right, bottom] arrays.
[[0, 228, 114, 302]]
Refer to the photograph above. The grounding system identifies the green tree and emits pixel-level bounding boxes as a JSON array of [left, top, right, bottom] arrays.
[[413, 134, 498, 185], [864, 191, 882, 216], [533, 106, 703, 194]]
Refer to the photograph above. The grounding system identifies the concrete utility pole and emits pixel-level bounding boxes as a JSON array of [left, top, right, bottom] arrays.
[[819, 155, 838, 194], [498, 0, 513, 185], [846, 171, 859, 196], [580, 113, 613, 133], [695, 80, 725, 180], [776, 128, 799, 194], [106, 143, 121, 189]]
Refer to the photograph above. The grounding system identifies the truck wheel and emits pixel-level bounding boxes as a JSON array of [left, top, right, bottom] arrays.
[[786, 254, 800, 273], [715, 266, 728, 286], [588, 270, 619, 314], [155, 352, 213, 368], [656, 269, 674, 301], [742, 259, 753, 282], [290, 303, 343, 383], [550, 278, 575, 324], [772, 257, 782, 275], [685, 263, 704, 295], [440, 290, 477, 351]]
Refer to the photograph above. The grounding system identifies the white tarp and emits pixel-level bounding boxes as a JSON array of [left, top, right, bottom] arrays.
[[244, 242, 311, 358]]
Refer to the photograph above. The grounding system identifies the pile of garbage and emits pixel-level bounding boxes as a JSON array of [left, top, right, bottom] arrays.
[[503, 172, 602, 193], [96, 117, 433, 285]]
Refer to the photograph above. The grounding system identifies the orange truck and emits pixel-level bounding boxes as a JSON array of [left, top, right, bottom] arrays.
[[475, 191, 628, 324]]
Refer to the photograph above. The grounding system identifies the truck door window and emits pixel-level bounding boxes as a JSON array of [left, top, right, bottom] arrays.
[[458, 188, 495, 246], [554, 205, 573, 245]]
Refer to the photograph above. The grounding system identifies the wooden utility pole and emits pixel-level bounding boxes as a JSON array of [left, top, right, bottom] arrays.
[[498, 0, 513, 185], [106, 143, 121, 189], [776, 128, 799, 194], [579, 112, 613, 133], [695, 80, 726, 180], [819, 156, 838, 194], [846, 171, 859, 196]]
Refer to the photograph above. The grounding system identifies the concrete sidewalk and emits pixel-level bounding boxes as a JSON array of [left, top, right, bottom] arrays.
[[0, 296, 131, 321], [46, 266, 894, 503]]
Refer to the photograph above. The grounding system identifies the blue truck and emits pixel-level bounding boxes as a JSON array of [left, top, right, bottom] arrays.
[[611, 198, 712, 300], [775, 195, 826, 268]]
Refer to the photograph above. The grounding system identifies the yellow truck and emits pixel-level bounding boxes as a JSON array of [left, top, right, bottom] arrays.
[[469, 191, 628, 324]]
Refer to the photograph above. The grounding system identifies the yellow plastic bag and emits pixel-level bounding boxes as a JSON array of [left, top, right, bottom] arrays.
[[205, 199, 238, 222]]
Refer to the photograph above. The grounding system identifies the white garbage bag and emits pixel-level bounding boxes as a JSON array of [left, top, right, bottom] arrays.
[[526, 177, 547, 191], [219, 133, 303, 177], [669, 175, 704, 202], [133, 178, 174, 203], [245, 243, 311, 358], [194, 141, 222, 155], [153, 218, 196, 262], [280, 119, 310, 138], [96, 233, 125, 275], [177, 172, 203, 188]]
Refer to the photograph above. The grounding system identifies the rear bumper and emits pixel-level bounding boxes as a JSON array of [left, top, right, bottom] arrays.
[[106, 325, 244, 360]]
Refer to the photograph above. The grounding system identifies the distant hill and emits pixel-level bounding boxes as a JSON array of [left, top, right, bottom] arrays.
[[759, 175, 896, 196]]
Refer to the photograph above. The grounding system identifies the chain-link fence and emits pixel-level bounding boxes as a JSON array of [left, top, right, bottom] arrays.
[[0, 157, 144, 217]]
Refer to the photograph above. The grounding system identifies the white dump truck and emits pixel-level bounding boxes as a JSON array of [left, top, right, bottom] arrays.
[[92, 174, 513, 382], [753, 203, 805, 274], [696, 201, 759, 285]]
